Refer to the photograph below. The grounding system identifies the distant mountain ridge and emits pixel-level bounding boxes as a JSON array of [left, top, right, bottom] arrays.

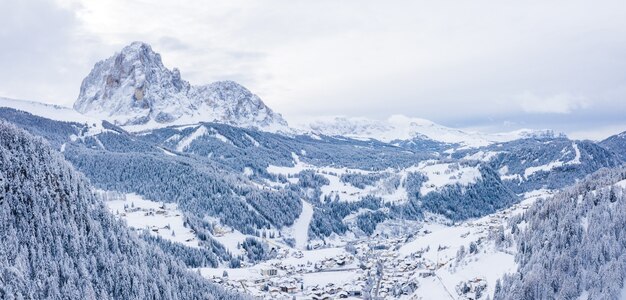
[[0, 95, 566, 150], [600, 130, 626, 161], [302, 115, 561, 147], [74, 42, 289, 132]]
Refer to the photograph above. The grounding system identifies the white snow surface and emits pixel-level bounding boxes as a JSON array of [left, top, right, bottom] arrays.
[[0, 97, 97, 125], [399, 189, 553, 299], [176, 126, 209, 151], [0, 97, 119, 139], [267, 156, 482, 204], [174, 125, 236, 152], [268, 156, 397, 203], [615, 179, 626, 189], [283, 201, 314, 250], [103, 192, 199, 248], [211, 228, 250, 257], [464, 150, 501, 162], [416, 162, 482, 196]]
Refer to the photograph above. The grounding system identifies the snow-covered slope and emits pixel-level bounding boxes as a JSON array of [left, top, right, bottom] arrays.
[[303, 115, 558, 147], [0, 97, 110, 138], [0, 97, 98, 125], [74, 42, 289, 132]]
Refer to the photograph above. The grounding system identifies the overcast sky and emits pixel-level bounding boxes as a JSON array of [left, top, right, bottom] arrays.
[[1, 0, 626, 139]]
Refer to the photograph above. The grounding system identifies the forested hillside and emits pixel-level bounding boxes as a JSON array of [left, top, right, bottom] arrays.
[[495, 167, 626, 299], [0, 121, 245, 299]]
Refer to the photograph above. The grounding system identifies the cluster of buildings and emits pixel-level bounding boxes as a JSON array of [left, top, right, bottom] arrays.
[[202, 199, 536, 299]]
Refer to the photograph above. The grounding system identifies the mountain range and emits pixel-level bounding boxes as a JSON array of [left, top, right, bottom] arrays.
[[6, 41, 560, 147]]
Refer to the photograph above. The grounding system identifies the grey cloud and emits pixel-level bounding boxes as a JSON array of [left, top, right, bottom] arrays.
[[0, 0, 82, 104]]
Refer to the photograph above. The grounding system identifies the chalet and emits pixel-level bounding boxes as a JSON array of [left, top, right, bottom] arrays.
[[212, 277, 223, 284], [324, 284, 340, 294], [335, 258, 346, 266], [268, 287, 281, 297], [279, 284, 298, 293], [253, 278, 265, 284], [126, 207, 141, 213], [344, 284, 363, 297], [311, 292, 331, 300], [261, 268, 277, 276], [419, 271, 435, 278]]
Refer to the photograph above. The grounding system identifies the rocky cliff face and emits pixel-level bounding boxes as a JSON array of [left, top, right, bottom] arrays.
[[74, 42, 288, 131]]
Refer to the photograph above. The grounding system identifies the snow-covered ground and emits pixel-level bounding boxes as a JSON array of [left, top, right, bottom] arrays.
[[0, 97, 110, 137], [94, 181, 556, 300], [0, 97, 97, 125], [463, 150, 501, 162], [176, 126, 210, 151], [415, 162, 481, 196], [197, 246, 356, 298], [267, 156, 483, 204], [399, 189, 551, 299], [196, 189, 554, 299], [103, 192, 200, 248], [616, 179, 626, 189], [211, 228, 251, 257], [283, 200, 314, 250]]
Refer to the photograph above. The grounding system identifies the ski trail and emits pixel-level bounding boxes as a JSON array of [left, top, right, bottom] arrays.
[[290, 200, 314, 250]]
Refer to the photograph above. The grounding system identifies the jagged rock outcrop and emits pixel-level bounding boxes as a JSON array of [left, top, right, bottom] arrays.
[[74, 42, 288, 131]]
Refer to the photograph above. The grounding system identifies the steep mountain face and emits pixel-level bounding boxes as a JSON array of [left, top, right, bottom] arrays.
[[600, 131, 626, 161], [303, 115, 559, 148], [74, 42, 288, 132], [189, 80, 289, 130], [0, 121, 244, 300]]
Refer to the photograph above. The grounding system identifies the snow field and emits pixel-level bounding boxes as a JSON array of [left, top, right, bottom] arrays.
[[104, 193, 199, 248]]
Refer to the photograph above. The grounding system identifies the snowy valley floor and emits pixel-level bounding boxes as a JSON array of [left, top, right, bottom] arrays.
[[103, 189, 553, 299]]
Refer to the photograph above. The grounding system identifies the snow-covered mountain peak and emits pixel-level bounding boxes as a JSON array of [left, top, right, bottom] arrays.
[[190, 80, 288, 129], [387, 114, 436, 127], [307, 116, 394, 137], [74, 42, 288, 132]]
